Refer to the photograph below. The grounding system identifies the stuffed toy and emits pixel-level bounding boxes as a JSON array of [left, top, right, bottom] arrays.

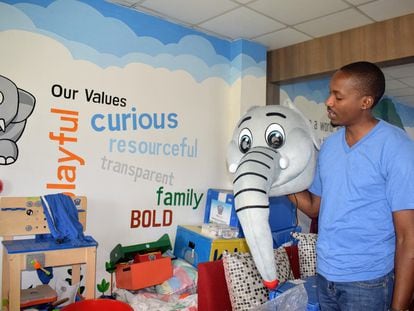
[[227, 99, 319, 292], [0, 75, 36, 165]]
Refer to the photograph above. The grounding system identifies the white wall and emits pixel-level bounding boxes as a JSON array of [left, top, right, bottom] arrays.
[[0, 0, 266, 293]]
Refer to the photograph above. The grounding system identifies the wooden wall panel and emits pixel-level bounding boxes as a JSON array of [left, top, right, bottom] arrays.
[[267, 13, 414, 85]]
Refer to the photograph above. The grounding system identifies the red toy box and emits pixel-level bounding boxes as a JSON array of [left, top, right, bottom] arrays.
[[134, 251, 162, 263], [115, 257, 173, 290]]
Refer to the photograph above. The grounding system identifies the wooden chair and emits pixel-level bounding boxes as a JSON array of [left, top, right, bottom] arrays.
[[0, 196, 97, 311]]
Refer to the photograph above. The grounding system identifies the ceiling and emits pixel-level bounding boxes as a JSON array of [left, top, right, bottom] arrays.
[[107, 0, 414, 107]]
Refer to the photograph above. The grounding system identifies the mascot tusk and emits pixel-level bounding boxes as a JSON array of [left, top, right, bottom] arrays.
[[227, 99, 319, 292]]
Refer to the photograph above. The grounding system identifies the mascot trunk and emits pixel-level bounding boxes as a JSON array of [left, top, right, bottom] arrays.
[[227, 100, 319, 290]]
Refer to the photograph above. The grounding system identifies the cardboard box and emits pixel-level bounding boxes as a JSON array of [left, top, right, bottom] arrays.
[[276, 275, 320, 311], [173, 225, 249, 267], [115, 257, 173, 290]]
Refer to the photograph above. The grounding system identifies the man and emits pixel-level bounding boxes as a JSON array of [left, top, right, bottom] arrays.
[[290, 61, 414, 310]]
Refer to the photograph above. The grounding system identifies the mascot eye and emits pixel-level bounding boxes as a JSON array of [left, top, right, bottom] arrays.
[[238, 128, 252, 153], [265, 124, 285, 149]]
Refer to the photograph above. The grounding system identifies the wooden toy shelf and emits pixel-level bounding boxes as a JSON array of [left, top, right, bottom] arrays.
[[0, 196, 97, 311]]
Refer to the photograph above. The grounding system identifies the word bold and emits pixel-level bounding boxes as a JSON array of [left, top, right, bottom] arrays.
[[130, 209, 173, 228]]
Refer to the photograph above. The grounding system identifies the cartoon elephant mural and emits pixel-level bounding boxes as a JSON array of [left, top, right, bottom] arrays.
[[0, 75, 36, 165], [227, 99, 319, 290]]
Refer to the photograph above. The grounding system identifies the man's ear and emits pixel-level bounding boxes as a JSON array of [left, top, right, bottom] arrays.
[[362, 96, 374, 110]]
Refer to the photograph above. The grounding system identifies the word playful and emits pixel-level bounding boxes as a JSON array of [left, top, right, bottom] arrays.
[[46, 108, 85, 196]]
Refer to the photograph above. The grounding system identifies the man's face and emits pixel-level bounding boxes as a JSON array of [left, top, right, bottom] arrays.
[[325, 70, 366, 127]]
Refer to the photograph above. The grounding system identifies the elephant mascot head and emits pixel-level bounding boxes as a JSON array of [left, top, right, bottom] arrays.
[[227, 99, 319, 290]]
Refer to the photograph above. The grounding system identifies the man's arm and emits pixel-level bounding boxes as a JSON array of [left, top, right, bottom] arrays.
[[391, 209, 414, 310], [287, 190, 321, 218]]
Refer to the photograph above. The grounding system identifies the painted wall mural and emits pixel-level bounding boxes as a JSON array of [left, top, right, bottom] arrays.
[[0, 75, 36, 165], [0, 0, 266, 291], [281, 76, 414, 143]]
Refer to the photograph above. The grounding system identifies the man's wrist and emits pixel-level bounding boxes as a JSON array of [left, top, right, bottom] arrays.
[[389, 308, 409, 311]]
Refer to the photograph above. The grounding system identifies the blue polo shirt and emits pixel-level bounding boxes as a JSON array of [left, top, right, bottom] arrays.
[[310, 120, 414, 281]]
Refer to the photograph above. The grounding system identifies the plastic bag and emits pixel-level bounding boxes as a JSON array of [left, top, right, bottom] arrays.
[[251, 284, 308, 311]]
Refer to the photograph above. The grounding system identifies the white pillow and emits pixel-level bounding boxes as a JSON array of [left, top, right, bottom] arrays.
[[222, 246, 294, 311], [291, 232, 317, 278]]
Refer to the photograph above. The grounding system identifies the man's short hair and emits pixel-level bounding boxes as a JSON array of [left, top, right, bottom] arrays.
[[340, 61, 385, 106]]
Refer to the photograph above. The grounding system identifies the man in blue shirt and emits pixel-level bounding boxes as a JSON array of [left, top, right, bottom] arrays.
[[290, 61, 414, 311]]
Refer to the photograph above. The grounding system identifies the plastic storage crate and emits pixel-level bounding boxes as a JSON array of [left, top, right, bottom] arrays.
[[173, 225, 249, 267]]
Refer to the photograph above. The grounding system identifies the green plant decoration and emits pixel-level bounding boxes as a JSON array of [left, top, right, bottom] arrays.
[[97, 278, 110, 296]]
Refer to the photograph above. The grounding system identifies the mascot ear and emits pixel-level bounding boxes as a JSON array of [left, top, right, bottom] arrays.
[[281, 98, 320, 150]]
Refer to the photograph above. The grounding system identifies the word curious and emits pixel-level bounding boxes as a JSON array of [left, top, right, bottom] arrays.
[[91, 107, 178, 132], [156, 186, 203, 210], [46, 108, 85, 196]]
